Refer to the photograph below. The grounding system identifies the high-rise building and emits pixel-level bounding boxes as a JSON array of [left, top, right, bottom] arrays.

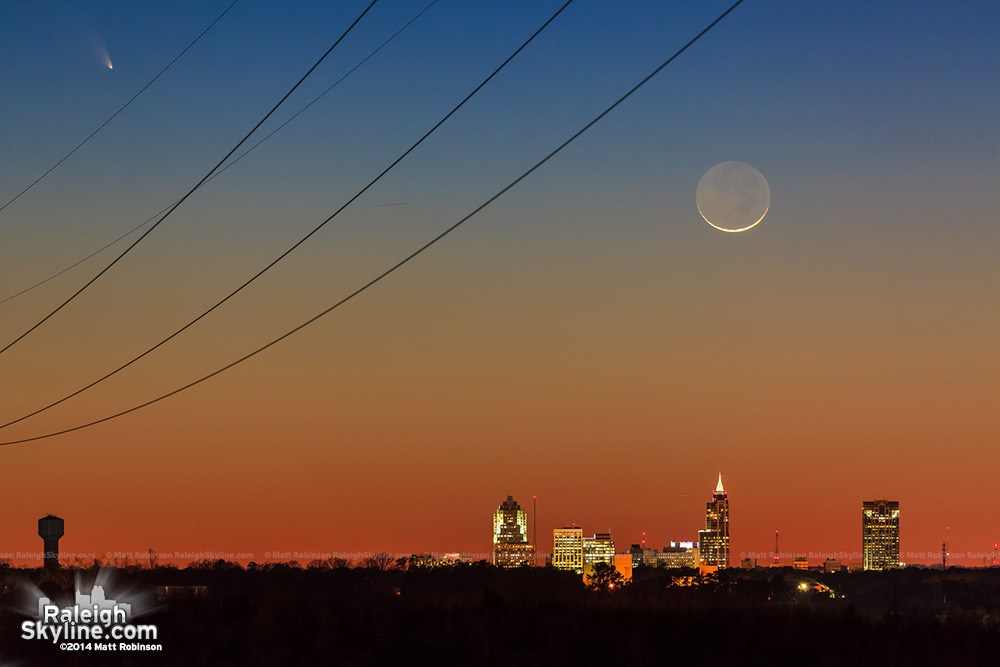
[[862, 499, 900, 570], [629, 542, 699, 569], [660, 544, 700, 569], [553, 526, 584, 573], [583, 533, 615, 567], [493, 495, 534, 568], [698, 473, 730, 568]]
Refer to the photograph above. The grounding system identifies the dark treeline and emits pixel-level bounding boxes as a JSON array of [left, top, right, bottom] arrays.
[[2, 561, 1000, 666]]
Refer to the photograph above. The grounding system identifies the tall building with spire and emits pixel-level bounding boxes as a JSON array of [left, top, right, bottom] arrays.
[[698, 473, 730, 568], [493, 495, 534, 568], [862, 499, 900, 570]]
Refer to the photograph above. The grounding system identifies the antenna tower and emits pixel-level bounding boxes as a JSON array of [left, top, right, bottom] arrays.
[[533, 495, 537, 567]]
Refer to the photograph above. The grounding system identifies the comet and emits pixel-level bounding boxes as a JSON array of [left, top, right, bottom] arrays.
[[91, 34, 113, 70]]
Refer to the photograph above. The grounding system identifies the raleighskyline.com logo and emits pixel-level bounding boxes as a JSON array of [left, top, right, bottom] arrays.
[[21, 585, 161, 652]]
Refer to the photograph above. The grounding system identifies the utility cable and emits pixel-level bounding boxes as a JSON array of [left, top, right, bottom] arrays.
[[0, 0, 242, 215], [0, 0, 571, 430], [0, 0, 439, 307], [0, 0, 379, 357], [0, 0, 746, 446]]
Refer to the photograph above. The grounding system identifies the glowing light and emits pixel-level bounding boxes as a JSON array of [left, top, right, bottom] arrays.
[[695, 161, 770, 233], [91, 35, 113, 71]]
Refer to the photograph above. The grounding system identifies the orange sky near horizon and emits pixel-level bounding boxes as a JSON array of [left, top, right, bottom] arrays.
[[1, 212, 996, 567]]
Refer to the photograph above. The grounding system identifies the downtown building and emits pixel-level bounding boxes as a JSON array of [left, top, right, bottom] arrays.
[[698, 473, 730, 569], [583, 533, 615, 569], [492, 495, 534, 568], [629, 542, 699, 569], [553, 527, 584, 574], [862, 499, 900, 570], [661, 542, 700, 569]]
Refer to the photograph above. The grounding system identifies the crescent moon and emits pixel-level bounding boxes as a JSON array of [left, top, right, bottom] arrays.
[[696, 161, 770, 233]]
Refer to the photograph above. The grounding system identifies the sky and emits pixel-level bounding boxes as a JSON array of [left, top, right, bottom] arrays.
[[0, 0, 997, 567]]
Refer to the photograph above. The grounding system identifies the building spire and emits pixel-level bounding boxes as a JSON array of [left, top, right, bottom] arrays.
[[716, 472, 725, 494]]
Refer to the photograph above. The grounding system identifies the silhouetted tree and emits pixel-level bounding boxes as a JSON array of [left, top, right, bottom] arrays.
[[362, 552, 395, 570], [586, 562, 626, 592]]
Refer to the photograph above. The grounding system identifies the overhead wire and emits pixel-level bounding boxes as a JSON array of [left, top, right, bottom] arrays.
[[0, 0, 242, 216], [0, 0, 440, 307], [0, 0, 747, 447], [0, 0, 570, 430], [0, 0, 380, 357]]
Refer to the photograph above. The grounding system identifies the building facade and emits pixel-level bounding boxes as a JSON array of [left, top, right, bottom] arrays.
[[660, 545, 700, 569], [699, 473, 730, 568], [553, 527, 584, 573], [583, 533, 615, 568], [493, 495, 534, 568], [628, 543, 699, 569], [862, 499, 900, 570]]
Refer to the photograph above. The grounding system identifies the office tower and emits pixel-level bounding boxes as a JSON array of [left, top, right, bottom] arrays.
[[630, 541, 699, 569], [862, 499, 900, 570], [698, 473, 730, 568], [660, 543, 700, 569], [583, 533, 615, 567], [38, 515, 64, 569], [493, 495, 534, 568], [553, 526, 584, 573]]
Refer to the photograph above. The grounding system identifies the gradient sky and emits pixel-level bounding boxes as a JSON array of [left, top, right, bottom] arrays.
[[0, 1, 997, 567]]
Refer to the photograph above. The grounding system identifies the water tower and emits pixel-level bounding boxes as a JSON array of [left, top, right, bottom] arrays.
[[38, 515, 64, 569]]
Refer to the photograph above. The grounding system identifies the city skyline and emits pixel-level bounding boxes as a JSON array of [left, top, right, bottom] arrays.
[[2, 472, 994, 570], [19, 483, 990, 570], [4, 474, 998, 570], [0, 1, 997, 569]]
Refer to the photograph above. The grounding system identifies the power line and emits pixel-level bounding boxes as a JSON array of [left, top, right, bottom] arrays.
[[0, 0, 379, 358], [0, 0, 747, 447], [0, 0, 440, 307], [0, 0, 242, 216], [0, 210, 165, 307], [0, 0, 571, 430]]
